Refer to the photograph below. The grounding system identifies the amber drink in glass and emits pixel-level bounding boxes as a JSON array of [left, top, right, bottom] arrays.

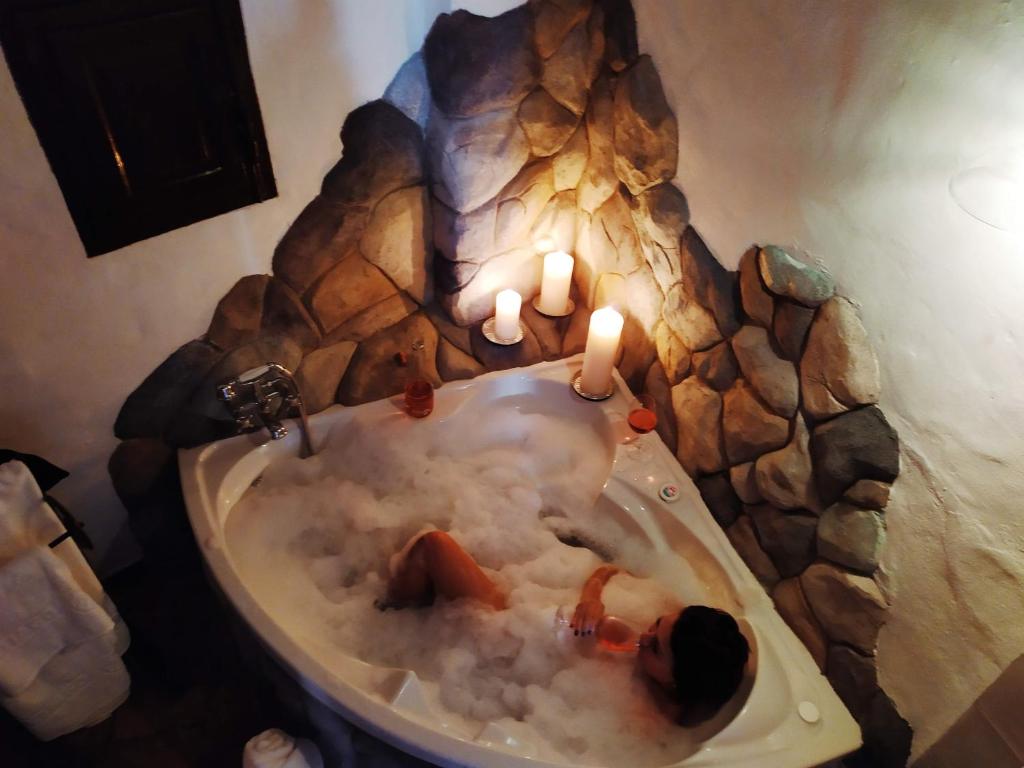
[[627, 393, 657, 434], [404, 339, 434, 418], [553, 606, 641, 653]]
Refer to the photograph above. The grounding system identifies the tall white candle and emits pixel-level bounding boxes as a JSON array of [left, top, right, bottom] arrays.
[[538, 251, 574, 315], [580, 307, 623, 395], [494, 289, 522, 341]]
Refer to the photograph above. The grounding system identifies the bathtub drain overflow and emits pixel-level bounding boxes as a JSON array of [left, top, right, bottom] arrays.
[[798, 701, 820, 724]]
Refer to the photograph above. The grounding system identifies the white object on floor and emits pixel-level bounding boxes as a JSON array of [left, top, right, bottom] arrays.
[[243, 728, 325, 768], [0, 460, 130, 740]]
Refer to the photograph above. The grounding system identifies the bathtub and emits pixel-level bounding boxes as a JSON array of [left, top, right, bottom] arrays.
[[179, 356, 860, 768]]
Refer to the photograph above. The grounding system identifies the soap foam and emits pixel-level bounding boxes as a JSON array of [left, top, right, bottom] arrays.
[[227, 400, 719, 766]]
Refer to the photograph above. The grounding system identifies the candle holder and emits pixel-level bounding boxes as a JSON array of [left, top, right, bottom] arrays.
[[482, 317, 524, 345], [531, 296, 576, 318], [571, 371, 615, 401]]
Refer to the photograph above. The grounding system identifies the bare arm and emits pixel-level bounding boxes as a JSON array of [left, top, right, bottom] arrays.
[[571, 565, 621, 635]]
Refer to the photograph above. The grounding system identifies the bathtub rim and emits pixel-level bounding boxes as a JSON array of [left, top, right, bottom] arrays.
[[179, 356, 861, 768]]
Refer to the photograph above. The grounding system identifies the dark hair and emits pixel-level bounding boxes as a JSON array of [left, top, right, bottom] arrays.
[[669, 606, 750, 722]]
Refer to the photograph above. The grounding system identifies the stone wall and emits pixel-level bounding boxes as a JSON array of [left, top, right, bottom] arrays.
[[109, 1, 909, 764]]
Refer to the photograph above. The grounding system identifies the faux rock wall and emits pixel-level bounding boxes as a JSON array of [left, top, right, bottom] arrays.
[[681, 247, 909, 766], [110, 1, 908, 764]]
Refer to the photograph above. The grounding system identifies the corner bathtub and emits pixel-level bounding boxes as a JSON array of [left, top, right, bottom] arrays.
[[180, 356, 859, 768]]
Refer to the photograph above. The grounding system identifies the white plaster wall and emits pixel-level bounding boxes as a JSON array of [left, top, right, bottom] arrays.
[[634, 0, 1024, 758], [0, 0, 446, 574]]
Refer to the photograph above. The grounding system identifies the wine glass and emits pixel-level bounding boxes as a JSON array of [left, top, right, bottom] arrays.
[[553, 606, 643, 653]]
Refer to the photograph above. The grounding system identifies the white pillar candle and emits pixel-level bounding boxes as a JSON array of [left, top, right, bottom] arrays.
[[580, 307, 623, 395], [538, 251, 574, 315], [494, 289, 522, 341]]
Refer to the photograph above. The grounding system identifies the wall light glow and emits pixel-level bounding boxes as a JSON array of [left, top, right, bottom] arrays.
[[949, 146, 1024, 232]]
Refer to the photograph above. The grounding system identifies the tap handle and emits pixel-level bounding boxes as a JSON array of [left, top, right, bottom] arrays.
[[217, 382, 238, 402], [238, 413, 259, 430], [215, 362, 307, 443], [238, 364, 272, 385]]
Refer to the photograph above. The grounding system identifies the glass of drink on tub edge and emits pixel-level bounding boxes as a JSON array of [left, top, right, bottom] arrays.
[[554, 606, 646, 654]]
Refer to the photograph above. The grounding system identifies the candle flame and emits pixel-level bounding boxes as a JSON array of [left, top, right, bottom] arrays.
[[590, 306, 624, 335]]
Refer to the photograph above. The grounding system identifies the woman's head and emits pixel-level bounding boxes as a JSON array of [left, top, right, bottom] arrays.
[[638, 606, 750, 721]]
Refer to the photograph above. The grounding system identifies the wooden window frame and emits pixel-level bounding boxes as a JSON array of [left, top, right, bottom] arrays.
[[0, 0, 277, 256]]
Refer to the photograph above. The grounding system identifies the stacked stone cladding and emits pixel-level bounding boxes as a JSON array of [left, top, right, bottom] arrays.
[[110, 1, 909, 763]]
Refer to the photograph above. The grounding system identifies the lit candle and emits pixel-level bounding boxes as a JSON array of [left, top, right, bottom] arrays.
[[494, 289, 522, 342], [537, 251, 574, 315], [581, 307, 624, 395]]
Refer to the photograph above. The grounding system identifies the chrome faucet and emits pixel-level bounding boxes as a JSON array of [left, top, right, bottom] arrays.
[[217, 362, 314, 457]]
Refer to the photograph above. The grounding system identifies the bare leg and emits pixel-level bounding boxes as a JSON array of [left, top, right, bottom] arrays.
[[385, 531, 506, 610]]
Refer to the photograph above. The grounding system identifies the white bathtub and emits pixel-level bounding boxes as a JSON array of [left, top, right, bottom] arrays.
[[180, 356, 860, 768]]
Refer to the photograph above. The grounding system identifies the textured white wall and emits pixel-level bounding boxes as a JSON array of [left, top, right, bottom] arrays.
[[0, 0, 446, 573], [634, 0, 1024, 758]]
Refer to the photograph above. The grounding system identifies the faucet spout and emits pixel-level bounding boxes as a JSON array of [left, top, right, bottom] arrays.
[[217, 363, 314, 457]]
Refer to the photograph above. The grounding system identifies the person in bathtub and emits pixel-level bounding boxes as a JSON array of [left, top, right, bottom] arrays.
[[381, 530, 750, 724]]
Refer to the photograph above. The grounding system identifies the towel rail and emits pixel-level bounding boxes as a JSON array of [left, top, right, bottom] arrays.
[[42, 494, 92, 551]]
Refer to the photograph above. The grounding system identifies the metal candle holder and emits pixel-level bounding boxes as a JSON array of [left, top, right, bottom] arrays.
[[570, 371, 615, 401], [531, 296, 576, 318], [481, 317, 524, 345]]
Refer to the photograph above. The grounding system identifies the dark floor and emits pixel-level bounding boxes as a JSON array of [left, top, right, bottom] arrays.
[[0, 558, 299, 768]]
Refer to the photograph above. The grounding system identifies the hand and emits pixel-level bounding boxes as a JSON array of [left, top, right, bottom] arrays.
[[571, 598, 605, 636]]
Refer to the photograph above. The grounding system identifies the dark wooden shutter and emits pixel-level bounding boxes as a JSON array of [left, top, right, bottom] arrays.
[[1, 0, 277, 256]]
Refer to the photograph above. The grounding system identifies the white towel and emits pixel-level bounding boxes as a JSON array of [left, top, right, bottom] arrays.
[[243, 728, 324, 768], [2, 624, 130, 741], [0, 461, 110, 608], [0, 547, 115, 696], [0, 460, 131, 740], [0, 460, 64, 559]]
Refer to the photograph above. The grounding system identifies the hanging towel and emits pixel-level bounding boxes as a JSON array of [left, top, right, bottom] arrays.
[[243, 728, 325, 768], [1, 618, 130, 740], [0, 547, 115, 695], [0, 460, 130, 740], [0, 460, 126, 623], [0, 459, 64, 557]]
